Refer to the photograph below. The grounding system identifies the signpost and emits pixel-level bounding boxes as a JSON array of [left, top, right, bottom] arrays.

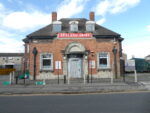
[[55, 61, 61, 84]]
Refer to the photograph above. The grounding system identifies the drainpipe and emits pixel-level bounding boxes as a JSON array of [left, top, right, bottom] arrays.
[[32, 47, 38, 80]]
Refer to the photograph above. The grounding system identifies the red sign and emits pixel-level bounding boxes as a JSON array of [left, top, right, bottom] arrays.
[[58, 33, 92, 38]]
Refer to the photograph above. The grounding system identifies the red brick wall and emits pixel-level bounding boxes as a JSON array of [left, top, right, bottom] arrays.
[[27, 37, 121, 77]]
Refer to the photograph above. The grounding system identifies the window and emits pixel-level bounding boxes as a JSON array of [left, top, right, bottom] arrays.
[[98, 52, 109, 68], [41, 53, 53, 70], [52, 21, 62, 32], [86, 21, 95, 32], [69, 21, 78, 32], [8, 57, 13, 60]]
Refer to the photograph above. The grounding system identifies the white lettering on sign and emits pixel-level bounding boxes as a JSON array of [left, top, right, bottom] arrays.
[[57, 33, 92, 38]]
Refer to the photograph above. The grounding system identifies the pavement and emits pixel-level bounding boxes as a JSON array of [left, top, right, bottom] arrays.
[[0, 73, 150, 95]]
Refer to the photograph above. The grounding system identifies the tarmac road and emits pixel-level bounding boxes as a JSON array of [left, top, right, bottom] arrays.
[[0, 91, 150, 113]]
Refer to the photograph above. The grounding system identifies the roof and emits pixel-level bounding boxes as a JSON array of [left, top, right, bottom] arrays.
[[0, 53, 24, 57], [24, 18, 121, 42], [145, 55, 150, 58]]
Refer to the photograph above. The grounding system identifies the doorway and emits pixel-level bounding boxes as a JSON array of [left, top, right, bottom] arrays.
[[68, 54, 83, 78]]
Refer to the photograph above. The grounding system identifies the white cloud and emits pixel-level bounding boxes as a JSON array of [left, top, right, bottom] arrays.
[[95, 0, 140, 16], [110, 0, 140, 14], [0, 29, 24, 52], [95, 0, 140, 25], [123, 36, 150, 59], [2, 11, 50, 31], [147, 25, 150, 32], [57, 0, 88, 19], [96, 18, 106, 25], [95, 0, 110, 16]]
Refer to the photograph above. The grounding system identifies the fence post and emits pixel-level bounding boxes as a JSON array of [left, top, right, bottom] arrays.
[[12, 71, 15, 81], [9, 72, 12, 84], [134, 70, 137, 82], [111, 73, 113, 84]]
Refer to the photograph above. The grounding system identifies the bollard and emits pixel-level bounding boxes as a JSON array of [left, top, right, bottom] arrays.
[[134, 70, 137, 82], [111, 74, 113, 84], [64, 75, 66, 84], [9, 72, 12, 84], [87, 75, 89, 83], [15, 76, 18, 84], [12, 71, 15, 81]]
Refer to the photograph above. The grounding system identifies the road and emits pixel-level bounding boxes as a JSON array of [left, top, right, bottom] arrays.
[[0, 92, 150, 113]]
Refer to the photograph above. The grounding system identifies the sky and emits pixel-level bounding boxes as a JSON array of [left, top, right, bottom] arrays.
[[0, 0, 150, 59]]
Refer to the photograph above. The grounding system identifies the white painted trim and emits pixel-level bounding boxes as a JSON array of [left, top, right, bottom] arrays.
[[52, 21, 62, 24], [86, 21, 95, 24], [69, 21, 79, 24], [40, 53, 53, 71], [97, 52, 110, 69]]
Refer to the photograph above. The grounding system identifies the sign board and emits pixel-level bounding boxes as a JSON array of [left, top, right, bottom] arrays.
[[55, 61, 61, 69], [89, 60, 95, 69], [58, 33, 92, 38], [125, 60, 135, 72]]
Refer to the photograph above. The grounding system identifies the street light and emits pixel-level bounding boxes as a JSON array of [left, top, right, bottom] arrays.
[[112, 46, 118, 79], [32, 47, 38, 80], [90, 51, 95, 83], [85, 50, 90, 83]]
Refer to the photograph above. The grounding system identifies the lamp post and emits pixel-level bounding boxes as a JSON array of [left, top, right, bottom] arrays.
[[32, 47, 38, 80], [90, 51, 94, 83], [85, 50, 90, 83], [112, 46, 118, 79]]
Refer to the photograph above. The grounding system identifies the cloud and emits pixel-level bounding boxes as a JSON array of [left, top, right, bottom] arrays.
[[123, 36, 150, 58], [2, 11, 50, 31], [95, 0, 140, 25], [95, 0, 110, 16], [57, 0, 88, 19], [95, 0, 140, 16], [147, 25, 150, 32], [110, 0, 140, 14], [0, 29, 24, 52], [96, 18, 106, 25]]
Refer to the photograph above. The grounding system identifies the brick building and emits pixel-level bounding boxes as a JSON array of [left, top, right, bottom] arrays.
[[23, 12, 124, 81]]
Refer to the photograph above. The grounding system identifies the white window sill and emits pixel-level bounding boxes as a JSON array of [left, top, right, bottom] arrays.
[[97, 67, 111, 71], [40, 68, 53, 72]]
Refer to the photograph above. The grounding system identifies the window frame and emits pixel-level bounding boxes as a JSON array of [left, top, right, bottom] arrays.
[[40, 53, 53, 71], [97, 52, 110, 69], [86, 21, 95, 32], [69, 21, 79, 32], [52, 21, 62, 32]]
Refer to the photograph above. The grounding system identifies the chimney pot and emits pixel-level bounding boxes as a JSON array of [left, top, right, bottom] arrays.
[[89, 12, 95, 21], [52, 12, 57, 22]]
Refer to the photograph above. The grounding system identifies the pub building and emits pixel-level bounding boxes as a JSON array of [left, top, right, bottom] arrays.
[[23, 12, 124, 82]]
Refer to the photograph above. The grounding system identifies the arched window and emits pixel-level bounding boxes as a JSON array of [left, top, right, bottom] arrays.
[[86, 21, 95, 32], [69, 21, 78, 32], [52, 21, 62, 32]]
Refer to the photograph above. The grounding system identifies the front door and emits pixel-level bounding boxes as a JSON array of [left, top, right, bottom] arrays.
[[68, 58, 82, 78]]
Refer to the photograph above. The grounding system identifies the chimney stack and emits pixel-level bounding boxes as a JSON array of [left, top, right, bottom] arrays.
[[89, 12, 95, 21], [52, 12, 57, 22]]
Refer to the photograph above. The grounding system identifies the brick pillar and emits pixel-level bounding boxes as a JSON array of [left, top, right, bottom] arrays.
[[52, 12, 57, 22], [89, 12, 95, 21]]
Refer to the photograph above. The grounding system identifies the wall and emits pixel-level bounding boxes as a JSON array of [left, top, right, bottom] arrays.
[[26, 37, 121, 79]]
